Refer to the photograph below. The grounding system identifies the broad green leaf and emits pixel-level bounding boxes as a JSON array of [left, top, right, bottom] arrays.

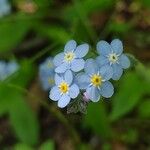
[[39, 140, 55, 150], [0, 18, 30, 52], [14, 143, 33, 150], [34, 24, 71, 44], [9, 94, 39, 146], [110, 72, 148, 121], [83, 102, 112, 138], [138, 100, 150, 118]]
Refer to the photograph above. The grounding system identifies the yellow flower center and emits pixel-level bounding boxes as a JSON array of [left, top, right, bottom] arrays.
[[108, 53, 118, 63], [48, 78, 54, 85], [59, 82, 69, 94], [47, 61, 53, 68], [64, 52, 75, 62], [91, 74, 102, 87]]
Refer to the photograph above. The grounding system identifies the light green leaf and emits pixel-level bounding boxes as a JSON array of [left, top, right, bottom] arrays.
[[83, 102, 112, 138], [0, 18, 30, 52], [9, 94, 39, 146], [14, 143, 33, 150], [138, 100, 150, 118], [110, 72, 147, 121], [39, 140, 55, 150]]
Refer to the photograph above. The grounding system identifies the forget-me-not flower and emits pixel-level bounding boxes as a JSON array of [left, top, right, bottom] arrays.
[[39, 57, 55, 91], [76, 59, 114, 102], [96, 39, 130, 80], [0, 60, 19, 81], [0, 61, 7, 80], [0, 0, 11, 18], [49, 70, 79, 108], [53, 40, 89, 73], [6, 61, 19, 76]]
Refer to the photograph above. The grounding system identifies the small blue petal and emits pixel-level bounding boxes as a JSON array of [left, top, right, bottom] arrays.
[[112, 64, 123, 80], [84, 59, 99, 75], [55, 62, 69, 73], [49, 86, 61, 101], [58, 94, 71, 108], [74, 43, 89, 58], [64, 40, 77, 52], [96, 55, 109, 66], [100, 81, 114, 98], [69, 84, 79, 98], [96, 40, 111, 56], [99, 65, 113, 81], [64, 70, 73, 85], [55, 73, 63, 85], [76, 73, 90, 89], [71, 59, 85, 72], [86, 86, 100, 102], [110, 39, 123, 55], [53, 52, 64, 66], [119, 54, 130, 69]]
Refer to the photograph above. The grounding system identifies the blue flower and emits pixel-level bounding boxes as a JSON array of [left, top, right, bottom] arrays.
[[53, 40, 89, 73], [0, 61, 7, 80], [96, 39, 130, 80], [0, 0, 11, 18], [39, 57, 55, 91], [49, 70, 79, 108], [76, 59, 114, 102], [6, 61, 19, 76], [0, 60, 19, 81]]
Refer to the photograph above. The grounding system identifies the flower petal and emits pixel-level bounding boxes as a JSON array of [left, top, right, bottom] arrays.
[[84, 59, 99, 75], [58, 94, 71, 108], [96, 40, 111, 56], [69, 84, 79, 98], [53, 52, 64, 66], [55, 73, 63, 85], [64, 40, 77, 52], [86, 86, 100, 102], [96, 55, 109, 66], [74, 43, 89, 58], [112, 64, 123, 80], [110, 39, 123, 55], [100, 81, 114, 98], [99, 65, 113, 81], [49, 86, 61, 101], [55, 62, 69, 73], [64, 70, 73, 85], [119, 54, 130, 69], [76, 73, 90, 89], [71, 59, 85, 72]]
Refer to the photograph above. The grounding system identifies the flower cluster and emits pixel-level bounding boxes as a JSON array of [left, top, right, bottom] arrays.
[[0, 0, 11, 18], [0, 60, 19, 81], [39, 57, 55, 91], [40, 39, 130, 108]]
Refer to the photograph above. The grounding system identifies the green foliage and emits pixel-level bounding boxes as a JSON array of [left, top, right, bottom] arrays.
[[83, 102, 112, 138], [110, 71, 150, 121], [0, 18, 31, 52], [14, 143, 33, 150], [9, 96, 39, 146], [39, 140, 55, 150], [138, 100, 150, 118]]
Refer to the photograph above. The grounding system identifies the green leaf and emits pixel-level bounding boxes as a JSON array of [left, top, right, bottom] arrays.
[[9, 94, 39, 146], [34, 24, 71, 44], [83, 102, 112, 138], [39, 140, 55, 150], [110, 72, 147, 121], [14, 143, 33, 150], [0, 17, 30, 52], [138, 100, 150, 118]]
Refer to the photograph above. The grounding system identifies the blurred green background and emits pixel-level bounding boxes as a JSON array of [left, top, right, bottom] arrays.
[[0, 0, 150, 149]]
